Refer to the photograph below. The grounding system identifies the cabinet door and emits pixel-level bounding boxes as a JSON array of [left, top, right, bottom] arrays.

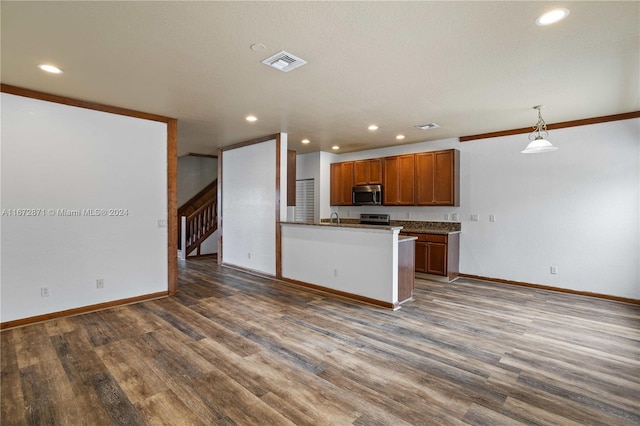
[[415, 152, 435, 205], [354, 159, 383, 185], [433, 150, 455, 205], [353, 160, 369, 186], [414, 241, 427, 272], [287, 150, 296, 207], [397, 155, 415, 205], [426, 242, 447, 276], [330, 162, 354, 206], [383, 157, 399, 204], [330, 163, 340, 206], [384, 155, 415, 205], [340, 162, 354, 205], [368, 159, 382, 184]]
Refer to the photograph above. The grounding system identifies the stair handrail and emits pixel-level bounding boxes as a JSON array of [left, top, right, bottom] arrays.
[[180, 196, 217, 258], [178, 179, 218, 215]]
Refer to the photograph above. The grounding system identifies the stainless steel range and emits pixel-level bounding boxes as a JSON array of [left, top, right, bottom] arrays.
[[360, 213, 390, 226]]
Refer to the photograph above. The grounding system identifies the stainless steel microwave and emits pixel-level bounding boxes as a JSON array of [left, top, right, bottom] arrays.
[[352, 185, 383, 205]]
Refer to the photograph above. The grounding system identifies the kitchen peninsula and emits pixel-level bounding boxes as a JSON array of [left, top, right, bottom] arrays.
[[280, 222, 416, 309]]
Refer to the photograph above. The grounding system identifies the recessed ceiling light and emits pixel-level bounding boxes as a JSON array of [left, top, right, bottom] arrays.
[[246, 115, 258, 122], [332, 145, 340, 150], [396, 135, 405, 140], [37, 64, 63, 74], [368, 125, 379, 131], [250, 43, 266, 52], [301, 139, 310, 144], [536, 8, 570, 26], [415, 123, 440, 130]]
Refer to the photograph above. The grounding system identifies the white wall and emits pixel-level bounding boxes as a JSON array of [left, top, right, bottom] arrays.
[[177, 155, 217, 206], [221, 134, 287, 275], [323, 119, 640, 299], [1, 93, 168, 323]]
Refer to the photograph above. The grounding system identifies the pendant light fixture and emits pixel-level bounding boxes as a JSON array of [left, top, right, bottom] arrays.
[[522, 105, 559, 154]]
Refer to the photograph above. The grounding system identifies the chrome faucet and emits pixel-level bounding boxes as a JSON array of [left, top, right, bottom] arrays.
[[330, 212, 340, 225]]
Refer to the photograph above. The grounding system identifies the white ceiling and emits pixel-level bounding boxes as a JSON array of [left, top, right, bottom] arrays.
[[1, 1, 638, 155]]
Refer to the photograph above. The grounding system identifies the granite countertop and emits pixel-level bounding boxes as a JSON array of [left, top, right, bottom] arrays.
[[316, 218, 462, 235], [398, 235, 418, 242], [391, 220, 460, 235], [281, 221, 403, 231], [399, 228, 461, 235]]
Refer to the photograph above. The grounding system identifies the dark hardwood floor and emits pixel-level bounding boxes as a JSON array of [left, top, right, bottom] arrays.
[[2, 257, 639, 425]]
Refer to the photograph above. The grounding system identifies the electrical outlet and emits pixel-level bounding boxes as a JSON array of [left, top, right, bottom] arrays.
[[489, 214, 495, 222], [96, 279, 104, 289], [471, 214, 479, 222], [550, 266, 558, 274], [444, 213, 449, 220], [41, 287, 50, 297], [406, 212, 410, 219], [451, 213, 459, 221]]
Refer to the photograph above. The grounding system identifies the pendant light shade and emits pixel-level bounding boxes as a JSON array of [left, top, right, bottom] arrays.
[[522, 106, 559, 154], [522, 136, 558, 154]]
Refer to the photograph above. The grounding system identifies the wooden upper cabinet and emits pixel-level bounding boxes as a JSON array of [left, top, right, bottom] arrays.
[[353, 159, 382, 185], [330, 162, 354, 206], [287, 150, 296, 207], [330, 163, 341, 206], [333, 148, 458, 207], [383, 154, 415, 205], [416, 149, 460, 206], [415, 152, 435, 205]]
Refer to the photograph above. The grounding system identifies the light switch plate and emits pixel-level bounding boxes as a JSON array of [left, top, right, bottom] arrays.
[[471, 214, 479, 222]]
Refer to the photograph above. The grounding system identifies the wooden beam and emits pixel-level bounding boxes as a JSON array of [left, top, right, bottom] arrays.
[[460, 111, 640, 142], [1, 84, 172, 123], [167, 118, 178, 295]]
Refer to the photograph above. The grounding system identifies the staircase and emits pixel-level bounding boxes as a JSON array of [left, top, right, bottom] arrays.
[[178, 179, 217, 259]]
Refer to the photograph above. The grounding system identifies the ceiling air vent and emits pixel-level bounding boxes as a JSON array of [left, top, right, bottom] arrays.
[[261, 50, 307, 73], [415, 123, 440, 130]]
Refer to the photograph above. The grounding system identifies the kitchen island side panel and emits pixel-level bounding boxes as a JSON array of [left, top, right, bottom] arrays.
[[281, 224, 397, 304]]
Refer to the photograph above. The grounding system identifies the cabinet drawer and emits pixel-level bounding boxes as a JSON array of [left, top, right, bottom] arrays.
[[415, 234, 447, 243]]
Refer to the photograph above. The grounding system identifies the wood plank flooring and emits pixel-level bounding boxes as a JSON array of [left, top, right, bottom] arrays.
[[2, 257, 639, 425]]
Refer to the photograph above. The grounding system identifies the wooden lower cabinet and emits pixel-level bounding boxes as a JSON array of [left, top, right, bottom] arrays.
[[402, 232, 459, 282], [426, 241, 447, 275]]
